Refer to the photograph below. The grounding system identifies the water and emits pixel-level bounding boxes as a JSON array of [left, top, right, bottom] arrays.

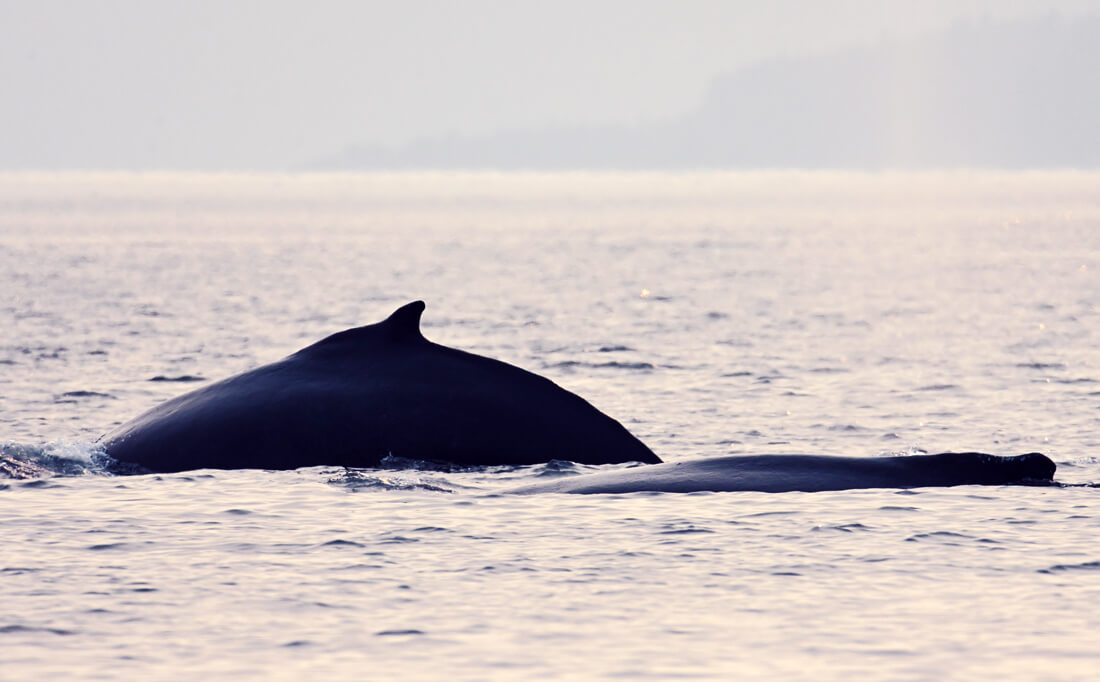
[[2, 172, 1099, 680]]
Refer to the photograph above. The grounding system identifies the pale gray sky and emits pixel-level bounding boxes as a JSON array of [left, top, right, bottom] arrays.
[[1, 0, 1096, 169]]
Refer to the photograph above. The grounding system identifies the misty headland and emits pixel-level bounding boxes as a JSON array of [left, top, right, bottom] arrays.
[[322, 17, 1100, 170]]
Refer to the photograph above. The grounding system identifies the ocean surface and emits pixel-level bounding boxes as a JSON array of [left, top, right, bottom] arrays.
[[2, 172, 1098, 680]]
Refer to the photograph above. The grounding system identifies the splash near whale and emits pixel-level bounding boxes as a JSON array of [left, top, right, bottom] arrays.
[[100, 301, 661, 473]]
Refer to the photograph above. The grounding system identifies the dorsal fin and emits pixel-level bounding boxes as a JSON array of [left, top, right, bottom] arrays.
[[297, 300, 427, 356], [383, 300, 426, 341]]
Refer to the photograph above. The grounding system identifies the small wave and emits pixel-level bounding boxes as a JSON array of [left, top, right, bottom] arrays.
[[812, 523, 872, 532], [715, 338, 754, 348], [528, 459, 583, 478], [548, 360, 655, 371], [327, 469, 453, 493], [0, 624, 76, 636], [1017, 362, 1067, 370], [378, 535, 420, 544], [55, 390, 116, 401], [15, 343, 67, 354], [915, 384, 958, 391], [658, 525, 715, 535], [320, 539, 365, 548], [595, 345, 634, 353], [905, 531, 973, 543], [135, 305, 166, 318], [18, 479, 60, 489], [1058, 455, 1100, 467], [148, 375, 207, 382], [1038, 560, 1100, 574], [375, 629, 425, 637], [87, 542, 130, 551]]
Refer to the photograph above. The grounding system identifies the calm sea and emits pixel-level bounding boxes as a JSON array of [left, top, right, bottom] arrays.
[[2, 172, 1098, 680]]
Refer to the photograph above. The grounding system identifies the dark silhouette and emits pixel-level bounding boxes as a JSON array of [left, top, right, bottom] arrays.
[[509, 452, 1057, 494], [100, 301, 660, 472], [101, 301, 1058, 492]]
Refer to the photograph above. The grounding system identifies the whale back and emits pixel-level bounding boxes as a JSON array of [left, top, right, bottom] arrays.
[[507, 452, 1057, 494], [100, 301, 661, 472]]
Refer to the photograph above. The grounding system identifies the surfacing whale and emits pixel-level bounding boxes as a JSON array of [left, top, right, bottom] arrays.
[[100, 301, 660, 473], [100, 300, 1058, 491], [508, 452, 1057, 494]]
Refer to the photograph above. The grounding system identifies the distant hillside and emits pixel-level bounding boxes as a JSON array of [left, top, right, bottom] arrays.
[[322, 16, 1100, 169]]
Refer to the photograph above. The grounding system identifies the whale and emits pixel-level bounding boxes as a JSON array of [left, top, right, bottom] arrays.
[[507, 452, 1057, 494], [100, 301, 661, 473], [99, 300, 1059, 492]]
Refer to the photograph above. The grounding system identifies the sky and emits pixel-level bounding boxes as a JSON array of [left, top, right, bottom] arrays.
[[1, 0, 1097, 170]]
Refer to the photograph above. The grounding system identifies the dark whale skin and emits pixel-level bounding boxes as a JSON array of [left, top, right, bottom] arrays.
[[507, 452, 1057, 494], [100, 301, 661, 472]]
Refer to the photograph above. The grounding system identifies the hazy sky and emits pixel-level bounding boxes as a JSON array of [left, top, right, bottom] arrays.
[[1, 0, 1096, 169]]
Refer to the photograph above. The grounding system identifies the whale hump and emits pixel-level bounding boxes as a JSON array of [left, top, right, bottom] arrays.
[[100, 299, 661, 471], [384, 300, 426, 340]]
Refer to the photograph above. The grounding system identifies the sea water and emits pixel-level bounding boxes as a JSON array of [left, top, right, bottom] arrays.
[[1, 172, 1098, 680]]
